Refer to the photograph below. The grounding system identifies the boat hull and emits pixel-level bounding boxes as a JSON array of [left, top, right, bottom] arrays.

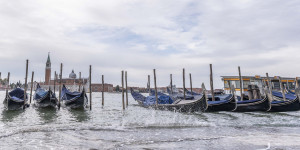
[[3, 97, 25, 110], [206, 95, 237, 112], [34, 91, 58, 108], [63, 94, 88, 109], [270, 97, 300, 112], [155, 95, 207, 112], [133, 91, 207, 113], [235, 96, 271, 112]]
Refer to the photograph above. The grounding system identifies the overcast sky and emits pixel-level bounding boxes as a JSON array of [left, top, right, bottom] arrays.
[[1, 0, 300, 88]]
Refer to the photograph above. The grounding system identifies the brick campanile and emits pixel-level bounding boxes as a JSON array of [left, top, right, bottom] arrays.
[[45, 53, 51, 85]]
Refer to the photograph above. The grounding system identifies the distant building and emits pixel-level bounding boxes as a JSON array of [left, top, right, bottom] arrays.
[[32, 53, 113, 92]]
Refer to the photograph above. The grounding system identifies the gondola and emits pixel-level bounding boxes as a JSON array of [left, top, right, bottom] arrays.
[[235, 86, 271, 112], [61, 84, 88, 109], [268, 91, 300, 112], [3, 86, 28, 110], [131, 88, 207, 113], [168, 86, 237, 112], [33, 84, 58, 108]]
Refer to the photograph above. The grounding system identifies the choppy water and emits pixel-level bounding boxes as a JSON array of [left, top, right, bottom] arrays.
[[1, 91, 300, 149]]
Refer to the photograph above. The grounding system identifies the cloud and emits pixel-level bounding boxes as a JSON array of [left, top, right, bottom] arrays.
[[1, 0, 300, 89]]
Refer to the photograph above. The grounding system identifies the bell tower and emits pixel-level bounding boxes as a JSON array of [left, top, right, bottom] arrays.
[[45, 52, 51, 85]]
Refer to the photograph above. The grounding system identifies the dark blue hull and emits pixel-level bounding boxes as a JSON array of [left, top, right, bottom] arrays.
[[270, 97, 300, 112], [206, 95, 237, 112], [3, 97, 25, 110], [63, 93, 88, 109], [235, 96, 271, 112], [132, 90, 206, 113], [34, 91, 58, 108], [156, 95, 207, 113]]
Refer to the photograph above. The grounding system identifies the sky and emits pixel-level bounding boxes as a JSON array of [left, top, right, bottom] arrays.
[[1, 0, 300, 88]]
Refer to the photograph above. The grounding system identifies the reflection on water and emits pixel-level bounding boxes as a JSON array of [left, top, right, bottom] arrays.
[[1, 109, 23, 122], [35, 107, 58, 123], [68, 109, 90, 122]]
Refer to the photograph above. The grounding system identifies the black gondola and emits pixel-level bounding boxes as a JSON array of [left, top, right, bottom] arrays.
[[131, 88, 207, 113], [167, 85, 237, 112], [3, 86, 28, 110], [33, 84, 58, 108], [235, 86, 271, 112], [61, 84, 88, 109], [269, 91, 300, 112], [235, 96, 271, 112]]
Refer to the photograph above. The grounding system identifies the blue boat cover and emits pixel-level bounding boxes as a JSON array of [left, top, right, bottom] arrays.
[[9, 88, 27, 101], [61, 85, 82, 101], [150, 89, 165, 96], [272, 91, 296, 100], [34, 84, 48, 100], [131, 90, 173, 106], [143, 95, 173, 106], [131, 89, 146, 101]]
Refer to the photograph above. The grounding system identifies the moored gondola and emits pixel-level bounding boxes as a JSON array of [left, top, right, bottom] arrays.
[[202, 84, 237, 112], [235, 96, 271, 112], [234, 86, 272, 112], [131, 88, 207, 113], [3, 86, 28, 110], [168, 85, 237, 112], [269, 91, 300, 112], [33, 84, 58, 108], [61, 84, 88, 109]]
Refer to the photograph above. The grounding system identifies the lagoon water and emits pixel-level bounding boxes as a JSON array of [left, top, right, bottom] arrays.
[[1, 91, 300, 149]]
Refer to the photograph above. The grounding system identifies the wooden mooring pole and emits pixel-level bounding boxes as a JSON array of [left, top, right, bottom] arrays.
[[266, 73, 273, 99], [148, 75, 151, 95], [189, 73, 193, 96], [23, 59, 29, 109], [122, 71, 125, 110], [29, 71, 34, 104], [183, 68, 186, 100], [296, 77, 299, 89], [5, 72, 10, 99], [89, 65, 92, 110], [170, 74, 173, 94], [54, 71, 57, 93], [153, 69, 158, 107], [79, 72, 81, 91], [102, 75, 104, 107], [278, 76, 286, 101], [58, 63, 63, 109], [125, 71, 128, 107], [238, 66, 243, 101], [210, 64, 215, 101]]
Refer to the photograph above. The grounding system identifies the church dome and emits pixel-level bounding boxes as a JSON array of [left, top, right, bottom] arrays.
[[69, 70, 77, 79]]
